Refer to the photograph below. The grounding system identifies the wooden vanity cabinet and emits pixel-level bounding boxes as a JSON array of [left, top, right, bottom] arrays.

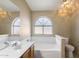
[[21, 45, 34, 58], [30, 45, 34, 57]]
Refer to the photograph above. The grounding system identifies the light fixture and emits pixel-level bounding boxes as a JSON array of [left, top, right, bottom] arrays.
[[58, 0, 79, 17], [0, 8, 7, 18]]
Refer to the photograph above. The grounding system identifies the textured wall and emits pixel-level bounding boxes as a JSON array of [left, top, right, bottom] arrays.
[[32, 11, 72, 38]]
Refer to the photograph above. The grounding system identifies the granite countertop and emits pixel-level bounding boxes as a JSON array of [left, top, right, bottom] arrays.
[[0, 39, 35, 58]]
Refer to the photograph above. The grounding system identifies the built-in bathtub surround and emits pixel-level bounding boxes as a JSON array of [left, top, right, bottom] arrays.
[[32, 35, 65, 58]]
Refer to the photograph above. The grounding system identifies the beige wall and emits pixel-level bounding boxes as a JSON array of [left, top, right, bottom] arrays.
[[0, 12, 19, 34], [70, 11, 79, 57], [32, 11, 72, 38], [11, 0, 32, 36]]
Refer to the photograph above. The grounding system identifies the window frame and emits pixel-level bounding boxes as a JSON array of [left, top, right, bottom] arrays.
[[11, 17, 21, 34], [34, 17, 53, 35]]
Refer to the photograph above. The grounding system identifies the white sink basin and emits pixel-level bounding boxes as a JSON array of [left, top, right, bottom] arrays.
[[0, 54, 9, 58], [0, 43, 8, 50], [0, 54, 8, 56]]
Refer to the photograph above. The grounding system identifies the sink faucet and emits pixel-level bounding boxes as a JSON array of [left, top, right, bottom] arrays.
[[26, 39, 32, 42], [11, 41, 21, 49], [12, 41, 20, 46]]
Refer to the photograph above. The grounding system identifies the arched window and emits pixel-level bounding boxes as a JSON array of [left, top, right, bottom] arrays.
[[34, 17, 52, 35], [11, 17, 21, 34]]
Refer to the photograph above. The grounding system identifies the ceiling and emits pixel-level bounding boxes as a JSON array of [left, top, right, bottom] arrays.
[[26, 0, 63, 11], [0, 0, 19, 12], [0, 0, 63, 11]]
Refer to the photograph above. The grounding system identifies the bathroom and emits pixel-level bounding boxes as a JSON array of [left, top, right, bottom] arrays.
[[0, 0, 79, 58]]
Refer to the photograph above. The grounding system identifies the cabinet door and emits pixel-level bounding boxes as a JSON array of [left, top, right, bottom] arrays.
[[22, 48, 31, 58], [21, 45, 34, 58], [30, 45, 34, 58]]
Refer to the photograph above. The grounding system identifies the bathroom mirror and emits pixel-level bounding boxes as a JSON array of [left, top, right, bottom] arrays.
[[0, 0, 20, 35]]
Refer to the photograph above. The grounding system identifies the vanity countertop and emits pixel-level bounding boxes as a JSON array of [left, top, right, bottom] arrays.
[[0, 40, 35, 58]]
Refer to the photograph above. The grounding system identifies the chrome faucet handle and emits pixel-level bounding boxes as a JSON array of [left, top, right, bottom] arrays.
[[26, 39, 31, 42], [12, 42, 17, 47]]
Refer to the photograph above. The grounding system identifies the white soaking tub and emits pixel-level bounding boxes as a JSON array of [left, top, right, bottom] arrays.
[[32, 36, 64, 58]]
